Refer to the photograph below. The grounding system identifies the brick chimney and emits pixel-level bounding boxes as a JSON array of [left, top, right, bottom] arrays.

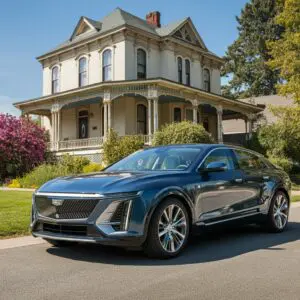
[[146, 11, 161, 28]]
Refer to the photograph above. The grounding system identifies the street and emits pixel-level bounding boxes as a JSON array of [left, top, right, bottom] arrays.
[[1, 205, 300, 300]]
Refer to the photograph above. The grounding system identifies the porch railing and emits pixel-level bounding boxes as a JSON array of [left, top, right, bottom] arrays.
[[47, 135, 152, 151]]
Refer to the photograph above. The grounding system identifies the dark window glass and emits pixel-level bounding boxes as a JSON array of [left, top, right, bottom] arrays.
[[137, 49, 146, 79], [203, 68, 210, 92], [78, 110, 88, 139], [137, 104, 147, 134], [185, 59, 191, 86], [234, 150, 265, 170], [203, 118, 209, 131], [103, 49, 112, 81], [79, 57, 87, 87], [202, 148, 235, 170], [177, 57, 183, 83], [51, 66, 59, 94], [174, 107, 182, 122]]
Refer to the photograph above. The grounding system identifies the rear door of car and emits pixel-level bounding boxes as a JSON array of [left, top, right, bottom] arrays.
[[232, 149, 268, 211], [195, 147, 250, 224]]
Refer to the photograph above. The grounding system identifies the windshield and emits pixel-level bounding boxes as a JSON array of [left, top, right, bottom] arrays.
[[106, 147, 203, 172]]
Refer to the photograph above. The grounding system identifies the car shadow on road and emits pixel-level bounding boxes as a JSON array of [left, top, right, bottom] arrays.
[[46, 221, 300, 266]]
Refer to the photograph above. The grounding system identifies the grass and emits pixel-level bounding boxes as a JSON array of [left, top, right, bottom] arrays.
[[0, 191, 32, 239], [0, 190, 299, 239]]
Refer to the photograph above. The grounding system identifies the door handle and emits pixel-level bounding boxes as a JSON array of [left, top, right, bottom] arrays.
[[234, 178, 243, 183]]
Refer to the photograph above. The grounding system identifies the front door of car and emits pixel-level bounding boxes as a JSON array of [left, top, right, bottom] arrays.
[[195, 148, 248, 224], [232, 149, 266, 209]]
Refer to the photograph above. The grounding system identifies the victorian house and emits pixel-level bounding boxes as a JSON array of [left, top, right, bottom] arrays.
[[14, 8, 263, 162]]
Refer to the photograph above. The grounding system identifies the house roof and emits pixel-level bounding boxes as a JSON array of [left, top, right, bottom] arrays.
[[37, 8, 218, 60]]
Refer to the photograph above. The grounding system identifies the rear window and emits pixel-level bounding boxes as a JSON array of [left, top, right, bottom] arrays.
[[234, 149, 266, 170]]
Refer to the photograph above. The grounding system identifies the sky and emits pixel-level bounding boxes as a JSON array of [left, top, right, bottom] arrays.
[[0, 0, 248, 116]]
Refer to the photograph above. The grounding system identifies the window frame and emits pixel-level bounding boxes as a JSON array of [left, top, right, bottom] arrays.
[[185, 59, 191, 86], [173, 107, 182, 123], [136, 103, 147, 134], [137, 48, 147, 80], [51, 66, 60, 94], [102, 49, 112, 82], [78, 56, 88, 87], [177, 57, 183, 84], [203, 68, 210, 92]]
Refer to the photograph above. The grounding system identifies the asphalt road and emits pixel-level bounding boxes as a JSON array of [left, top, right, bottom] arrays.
[[1, 206, 300, 300]]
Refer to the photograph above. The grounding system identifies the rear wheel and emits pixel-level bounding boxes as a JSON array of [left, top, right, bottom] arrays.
[[144, 198, 190, 259], [265, 191, 289, 232], [43, 239, 75, 247]]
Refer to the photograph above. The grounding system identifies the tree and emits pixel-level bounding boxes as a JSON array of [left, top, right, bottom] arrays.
[[152, 121, 214, 146], [267, 0, 300, 102], [222, 0, 284, 98], [0, 114, 47, 180]]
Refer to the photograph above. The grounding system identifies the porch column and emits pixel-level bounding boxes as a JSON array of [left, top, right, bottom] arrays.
[[193, 105, 198, 124], [103, 103, 108, 137], [107, 101, 112, 131], [246, 114, 255, 140], [216, 105, 223, 144], [51, 112, 55, 148], [147, 98, 152, 138], [153, 97, 159, 133], [57, 110, 61, 143]]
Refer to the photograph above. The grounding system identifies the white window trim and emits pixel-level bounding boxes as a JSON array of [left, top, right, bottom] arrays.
[[76, 54, 90, 87], [135, 46, 148, 80], [100, 47, 114, 82], [135, 101, 148, 134], [77, 106, 90, 139], [183, 57, 191, 86], [176, 55, 184, 84], [50, 64, 61, 94]]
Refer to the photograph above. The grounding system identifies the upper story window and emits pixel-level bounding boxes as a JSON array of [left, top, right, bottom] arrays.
[[79, 57, 87, 87], [102, 49, 112, 81], [185, 59, 191, 86], [137, 49, 146, 79], [177, 57, 183, 84], [51, 66, 59, 94], [203, 68, 210, 92]]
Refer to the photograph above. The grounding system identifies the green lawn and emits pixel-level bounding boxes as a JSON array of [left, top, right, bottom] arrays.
[[0, 191, 32, 239], [0, 190, 299, 239]]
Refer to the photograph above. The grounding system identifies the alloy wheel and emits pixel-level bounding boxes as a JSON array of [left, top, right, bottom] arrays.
[[158, 204, 187, 253], [273, 194, 289, 230]]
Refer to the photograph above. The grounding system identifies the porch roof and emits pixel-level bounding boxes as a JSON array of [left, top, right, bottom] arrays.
[[14, 78, 264, 115]]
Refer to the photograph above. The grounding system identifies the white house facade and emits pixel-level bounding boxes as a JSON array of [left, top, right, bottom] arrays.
[[14, 8, 263, 162]]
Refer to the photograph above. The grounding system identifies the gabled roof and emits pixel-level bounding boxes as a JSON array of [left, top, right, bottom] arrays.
[[70, 16, 102, 40], [38, 8, 217, 60]]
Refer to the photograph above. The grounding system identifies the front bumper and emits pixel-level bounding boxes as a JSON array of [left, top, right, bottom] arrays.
[[31, 192, 147, 247]]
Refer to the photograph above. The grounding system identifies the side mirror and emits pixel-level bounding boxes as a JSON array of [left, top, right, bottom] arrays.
[[200, 161, 227, 173]]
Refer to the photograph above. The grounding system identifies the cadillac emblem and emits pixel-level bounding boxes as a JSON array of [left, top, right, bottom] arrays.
[[52, 199, 64, 206]]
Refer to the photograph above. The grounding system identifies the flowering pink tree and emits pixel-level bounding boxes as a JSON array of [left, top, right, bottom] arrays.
[[0, 114, 47, 181]]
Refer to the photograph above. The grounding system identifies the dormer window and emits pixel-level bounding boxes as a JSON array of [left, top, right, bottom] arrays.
[[102, 49, 112, 81], [51, 66, 59, 94], [177, 57, 183, 84], [185, 59, 191, 86], [79, 57, 87, 87], [203, 68, 210, 92], [137, 49, 146, 79]]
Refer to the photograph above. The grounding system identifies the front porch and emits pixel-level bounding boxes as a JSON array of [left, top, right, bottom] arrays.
[[15, 78, 263, 161]]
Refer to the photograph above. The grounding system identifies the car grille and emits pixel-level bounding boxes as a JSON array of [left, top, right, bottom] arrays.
[[35, 196, 99, 219], [43, 223, 87, 236]]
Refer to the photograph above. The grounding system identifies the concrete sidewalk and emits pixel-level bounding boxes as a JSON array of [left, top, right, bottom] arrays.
[[0, 187, 35, 192]]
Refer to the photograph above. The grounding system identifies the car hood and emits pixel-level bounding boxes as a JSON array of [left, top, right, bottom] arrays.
[[37, 171, 187, 194]]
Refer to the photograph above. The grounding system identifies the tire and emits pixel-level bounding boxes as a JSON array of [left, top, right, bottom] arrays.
[[265, 191, 289, 233], [43, 238, 75, 247], [143, 198, 190, 259]]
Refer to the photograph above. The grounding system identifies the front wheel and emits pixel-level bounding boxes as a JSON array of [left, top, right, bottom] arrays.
[[144, 198, 190, 259], [265, 191, 289, 233]]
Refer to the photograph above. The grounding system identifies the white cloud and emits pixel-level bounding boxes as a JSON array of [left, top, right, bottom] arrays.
[[0, 95, 21, 116]]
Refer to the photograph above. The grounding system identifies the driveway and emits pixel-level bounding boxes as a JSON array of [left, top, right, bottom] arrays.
[[1, 205, 300, 300]]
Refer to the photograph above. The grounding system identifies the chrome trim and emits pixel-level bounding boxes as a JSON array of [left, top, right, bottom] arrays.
[[36, 214, 88, 222], [202, 212, 260, 226], [123, 200, 133, 231], [34, 192, 104, 198], [32, 232, 97, 243]]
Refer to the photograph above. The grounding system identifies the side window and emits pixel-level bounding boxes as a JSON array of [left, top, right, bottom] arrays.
[[234, 150, 265, 170], [202, 149, 235, 170]]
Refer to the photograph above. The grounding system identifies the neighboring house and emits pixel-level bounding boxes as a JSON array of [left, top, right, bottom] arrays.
[[14, 8, 263, 162], [223, 95, 294, 145]]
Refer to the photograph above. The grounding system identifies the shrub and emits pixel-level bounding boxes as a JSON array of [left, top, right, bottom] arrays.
[[152, 121, 214, 146], [0, 114, 47, 180], [8, 179, 21, 188], [59, 154, 90, 174], [83, 163, 104, 173], [268, 155, 293, 173], [103, 129, 144, 165]]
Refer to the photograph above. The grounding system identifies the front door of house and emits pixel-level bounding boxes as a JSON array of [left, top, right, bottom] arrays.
[[78, 110, 88, 139]]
